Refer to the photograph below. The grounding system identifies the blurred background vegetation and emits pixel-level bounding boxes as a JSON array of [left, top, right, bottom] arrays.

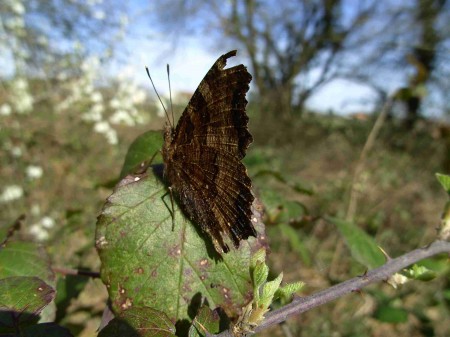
[[1, 0, 449, 336]]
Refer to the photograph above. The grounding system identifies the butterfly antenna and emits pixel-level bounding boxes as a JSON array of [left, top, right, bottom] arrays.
[[166, 64, 175, 127], [145, 66, 172, 128]]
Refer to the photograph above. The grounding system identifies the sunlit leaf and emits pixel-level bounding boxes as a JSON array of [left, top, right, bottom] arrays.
[[275, 281, 304, 304], [252, 262, 269, 293], [96, 167, 267, 324], [403, 264, 436, 281], [259, 273, 283, 308], [0, 241, 56, 323], [0, 276, 54, 326], [120, 131, 163, 178], [436, 173, 450, 194], [0, 241, 55, 286], [99, 306, 176, 337]]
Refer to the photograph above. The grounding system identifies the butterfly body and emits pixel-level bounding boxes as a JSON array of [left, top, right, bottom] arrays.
[[162, 50, 257, 253]]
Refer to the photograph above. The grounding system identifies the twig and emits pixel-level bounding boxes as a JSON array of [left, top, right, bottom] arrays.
[[330, 96, 394, 278], [215, 240, 450, 336], [346, 96, 394, 220]]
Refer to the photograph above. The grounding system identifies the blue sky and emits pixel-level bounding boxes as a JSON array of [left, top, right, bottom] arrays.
[[121, 35, 379, 115]]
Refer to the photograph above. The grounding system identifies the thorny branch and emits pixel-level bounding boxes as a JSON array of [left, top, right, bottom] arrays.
[[216, 240, 450, 336]]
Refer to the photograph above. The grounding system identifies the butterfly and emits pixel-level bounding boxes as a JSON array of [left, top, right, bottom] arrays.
[[162, 50, 257, 253]]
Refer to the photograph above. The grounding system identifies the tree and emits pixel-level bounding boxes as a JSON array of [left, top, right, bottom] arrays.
[[402, 0, 447, 128], [150, 0, 378, 117]]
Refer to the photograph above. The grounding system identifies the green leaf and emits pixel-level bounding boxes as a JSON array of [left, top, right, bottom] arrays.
[[96, 168, 267, 323], [374, 305, 408, 323], [274, 282, 304, 304], [0, 276, 55, 326], [277, 201, 308, 224], [326, 216, 385, 269], [436, 173, 450, 194], [259, 273, 283, 308], [99, 307, 175, 337], [403, 264, 436, 281], [253, 170, 313, 195], [0, 241, 55, 286], [250, 248, 266, 268], [120, 131, 163, 178], [443, 289, 450, 301], [189, 306, 221, 337], [0, 241, 57, 323], [278, 223, 311, 266], [252, 262, 269, 292]]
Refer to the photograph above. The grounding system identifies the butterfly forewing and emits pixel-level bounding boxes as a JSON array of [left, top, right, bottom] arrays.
[[162, 50, 256, 253]]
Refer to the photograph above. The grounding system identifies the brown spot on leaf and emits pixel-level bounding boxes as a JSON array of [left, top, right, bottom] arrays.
[[120, 297, 133, 310]]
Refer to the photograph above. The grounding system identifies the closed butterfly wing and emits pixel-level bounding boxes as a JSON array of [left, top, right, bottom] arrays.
[[162, 50, 256, 253]]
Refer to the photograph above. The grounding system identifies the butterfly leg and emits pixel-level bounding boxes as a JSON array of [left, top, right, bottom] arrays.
[[161, 186, 176, 230], [168, 186, 175, 230]]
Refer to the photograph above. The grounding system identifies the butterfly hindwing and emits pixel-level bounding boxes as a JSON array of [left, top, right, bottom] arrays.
[[170, 145, 255, 252]]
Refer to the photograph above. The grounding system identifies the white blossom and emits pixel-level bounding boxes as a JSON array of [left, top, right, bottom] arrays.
[[110, 98, 120, 109], [29, 216, 55, 241], [10, 78, 34, 114], [87, 0, 103, 5], [10, 0, 25, 15], [109, 109, 134, 126], [93, 10, 105, 20], [37, 35, 48, 46], [120, 14, 129, 26], [0, 104, 12, 116], [81, 56, 100, 74], [83, 83, 95, 95], [29, 224, 49, 241], [12, 78, 27, 90], [5, 16, 25, 31], [90, 91, 103, 103], [132, 89, 147, 104], [83, 103, 104, 122], [387, 273, 409, 289], [41, 216, 55, 229], [26, 165, 43, 179], [108, 69, 148, 126], [10, 146, 22, 157], [15, 93, 33, 113], [31, 204, 41, 216], [94, 121, 118, 145], [56, 71, 68, 81], [0, 185, 24, 203], [94, 120, 109, 133]]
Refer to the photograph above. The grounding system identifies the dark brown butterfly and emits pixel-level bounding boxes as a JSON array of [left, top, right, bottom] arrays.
[[162, 50, 256, 253]]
